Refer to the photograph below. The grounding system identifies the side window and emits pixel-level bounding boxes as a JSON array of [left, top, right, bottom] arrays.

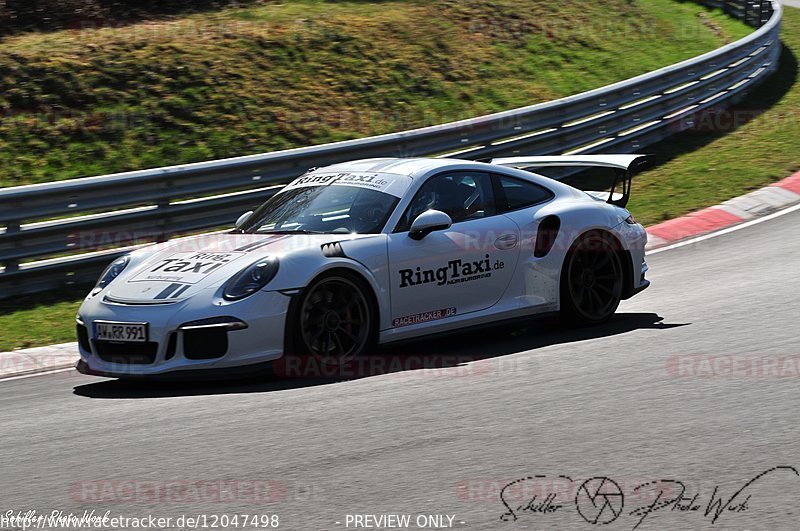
[[496, 175, 554, 212], [396, 172, 496, 232]]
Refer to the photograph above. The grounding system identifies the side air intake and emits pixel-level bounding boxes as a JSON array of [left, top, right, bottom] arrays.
[[534, 216, 561, 258]]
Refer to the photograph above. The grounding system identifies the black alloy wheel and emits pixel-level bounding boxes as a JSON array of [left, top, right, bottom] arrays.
[[561, 232, 624, 325], [297, 275, 373, 364]]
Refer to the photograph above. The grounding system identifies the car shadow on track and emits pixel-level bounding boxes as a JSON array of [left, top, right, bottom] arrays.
[[72, 312, 688, 399]]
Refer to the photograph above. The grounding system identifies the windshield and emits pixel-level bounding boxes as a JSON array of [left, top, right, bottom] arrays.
[[241, 186, 400, 235]]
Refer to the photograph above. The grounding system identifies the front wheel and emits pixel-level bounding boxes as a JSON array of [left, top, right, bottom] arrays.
[[293, 274, 375, 365], [560, 232, 624, 326]]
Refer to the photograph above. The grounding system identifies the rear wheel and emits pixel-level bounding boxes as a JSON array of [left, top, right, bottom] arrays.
[[560, 232, 624, 326], [294, 274, 375, 365]]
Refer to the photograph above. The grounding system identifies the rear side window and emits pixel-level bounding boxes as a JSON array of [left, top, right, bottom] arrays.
[[496, 175, 554, 212]]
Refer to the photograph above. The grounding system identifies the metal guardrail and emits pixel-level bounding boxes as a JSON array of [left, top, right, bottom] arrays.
[[0, 0, 784, 299], [701, 0, 775, 26]]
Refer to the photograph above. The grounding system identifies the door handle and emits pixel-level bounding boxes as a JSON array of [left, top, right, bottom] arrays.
[[494, 234, 518, 250]]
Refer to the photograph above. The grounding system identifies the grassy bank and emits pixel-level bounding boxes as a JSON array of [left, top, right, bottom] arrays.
[[0, 288, 88, 351], [0, 0, 747, 188], [630, 9, 800, 225]]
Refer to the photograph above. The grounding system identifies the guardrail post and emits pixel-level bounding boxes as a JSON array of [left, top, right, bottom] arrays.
[[752, 0, 759, 26], [156, 200, 170, 244], [4, 221, 20, 273], [155, 178, 173, 244], [723, 1, 733, 18]]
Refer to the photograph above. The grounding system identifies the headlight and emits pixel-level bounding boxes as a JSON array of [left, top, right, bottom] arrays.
[[223, 257, 279, 301], [92, 255, 130, 295]]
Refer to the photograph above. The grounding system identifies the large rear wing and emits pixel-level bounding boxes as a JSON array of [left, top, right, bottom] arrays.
[[490, 154, 655, 208]]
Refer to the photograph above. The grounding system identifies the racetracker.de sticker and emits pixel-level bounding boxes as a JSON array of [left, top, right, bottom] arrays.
[[392, 307, 457, 328]]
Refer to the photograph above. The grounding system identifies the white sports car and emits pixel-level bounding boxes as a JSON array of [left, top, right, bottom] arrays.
[[76, 155, 652, 378]]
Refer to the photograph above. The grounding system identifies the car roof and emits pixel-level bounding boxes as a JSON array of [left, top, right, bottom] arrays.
[[318, 157, 576, 194]]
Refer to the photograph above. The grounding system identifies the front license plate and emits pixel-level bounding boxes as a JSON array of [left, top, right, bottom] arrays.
[[93, 321, 148, 343]]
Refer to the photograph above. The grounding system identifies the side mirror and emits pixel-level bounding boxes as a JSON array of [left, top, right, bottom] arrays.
[[409, 210, 452, 241], [235, 211, 254, 229]]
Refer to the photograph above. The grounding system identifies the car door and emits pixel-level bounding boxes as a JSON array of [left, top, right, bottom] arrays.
[[491, 172, 559, 308], [386, 171, 521, 328]]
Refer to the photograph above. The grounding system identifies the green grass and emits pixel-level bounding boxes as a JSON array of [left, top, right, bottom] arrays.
[[0, 287, 87, 351], [0, 0, 748, 187], [629, 9, 800, 225]]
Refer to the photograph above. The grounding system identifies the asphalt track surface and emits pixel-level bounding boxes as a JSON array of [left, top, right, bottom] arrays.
[[2, 205, 800, 531]]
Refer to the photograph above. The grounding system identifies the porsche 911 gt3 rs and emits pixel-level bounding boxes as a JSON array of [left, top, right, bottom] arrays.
[[76, 155, 652, 378]]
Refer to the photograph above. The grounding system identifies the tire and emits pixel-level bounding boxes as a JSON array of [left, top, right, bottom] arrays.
[[560, 232, 624, 326], [292, 273, 376, 365]]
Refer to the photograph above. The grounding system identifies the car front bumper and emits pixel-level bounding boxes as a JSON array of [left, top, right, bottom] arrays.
[[76, 290, 292, 378]]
